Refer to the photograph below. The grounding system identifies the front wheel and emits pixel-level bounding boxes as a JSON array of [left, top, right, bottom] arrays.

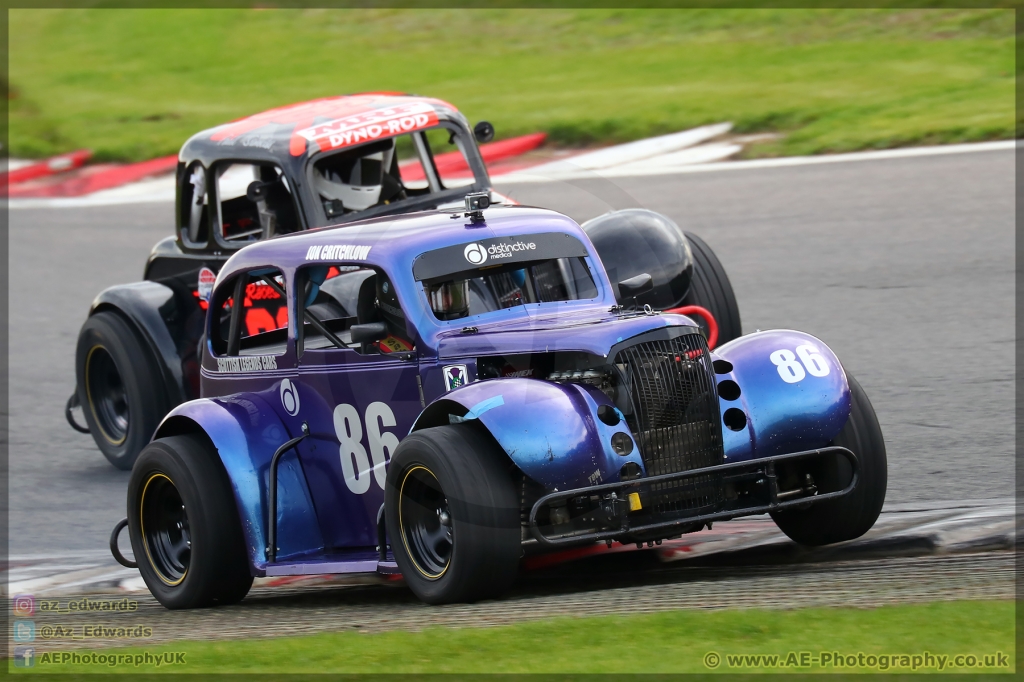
[[771, 373, 887, 545], [385, 423, 521, 604], [76, 311, 168, 470], [127, 434, 253, 609]]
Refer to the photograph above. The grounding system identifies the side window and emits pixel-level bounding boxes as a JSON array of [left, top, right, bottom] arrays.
[[211, 268, 289, 357], [214, 162, 299, 246], [180, 162, 209, 247], [296, 265, 414, 357]]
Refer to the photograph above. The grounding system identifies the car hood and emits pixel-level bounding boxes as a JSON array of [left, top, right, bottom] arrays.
[[435, 309, 701, 359]]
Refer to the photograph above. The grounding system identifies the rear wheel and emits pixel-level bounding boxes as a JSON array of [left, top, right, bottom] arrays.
[[771, 373, 887, 545], [385, 423, 520, 604], [128, 434, 253, 609], [76, 311, 167, 470], [682, 232, 742, 345]]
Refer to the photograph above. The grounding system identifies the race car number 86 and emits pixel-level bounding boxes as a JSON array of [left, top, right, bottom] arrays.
[[770, 344, 830, 384], [334, 402, 400, 494]]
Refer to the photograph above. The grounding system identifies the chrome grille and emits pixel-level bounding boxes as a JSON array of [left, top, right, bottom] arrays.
[[615, 332, 724, 512]]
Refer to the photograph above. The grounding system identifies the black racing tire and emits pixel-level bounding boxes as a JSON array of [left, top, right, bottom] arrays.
[[385, 423, 520, 605], [127, 434, 253, 609], [681, 232, 742, 346], [770, 373, 887, 546], [75, 311, 168, 470]]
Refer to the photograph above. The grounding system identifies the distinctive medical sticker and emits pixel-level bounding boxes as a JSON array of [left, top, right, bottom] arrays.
[[306, 244, 372, 261], [280, 378, 300, 416], [216, 355, 278, 373], [197, 267, 216, 302], [296, 102, 439, 154], [443, 365, 469, 391]]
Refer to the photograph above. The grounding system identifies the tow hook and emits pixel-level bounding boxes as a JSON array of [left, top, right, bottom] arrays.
[[65, 391, 90, 434], [109, 518, 137, 568], [600, 492, 631, 525]]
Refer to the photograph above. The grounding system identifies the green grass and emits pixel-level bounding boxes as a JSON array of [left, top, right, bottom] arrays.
[[8, 8, 1015, 161], [12, 600, 1015, 674]]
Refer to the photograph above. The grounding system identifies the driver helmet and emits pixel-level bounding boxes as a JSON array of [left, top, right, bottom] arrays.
[[314, 139, 395, 212], [427, 280, 470, 320]]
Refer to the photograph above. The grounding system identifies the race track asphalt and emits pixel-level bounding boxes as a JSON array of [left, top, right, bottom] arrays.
[[7, 146, 1014, 556]]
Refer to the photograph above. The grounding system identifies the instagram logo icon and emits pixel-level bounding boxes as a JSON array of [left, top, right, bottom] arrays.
[[12, 594, 35, 617]]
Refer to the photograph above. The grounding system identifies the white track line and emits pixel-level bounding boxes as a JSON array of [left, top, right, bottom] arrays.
[[496, 139, 1017, 184]]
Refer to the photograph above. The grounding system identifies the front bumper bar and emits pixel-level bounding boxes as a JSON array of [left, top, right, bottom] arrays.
[[528, 446, 858, 547]]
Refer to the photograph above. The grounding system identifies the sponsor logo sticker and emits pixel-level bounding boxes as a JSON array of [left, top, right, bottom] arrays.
[[296, 102, 439, 153], [306, 244, 372, 262], [280, 378, 300, 416], [197, 267, 216, 303], [216, 355, 279, 373], [443, 365, 469, 391], [463, 243, 487, 265]]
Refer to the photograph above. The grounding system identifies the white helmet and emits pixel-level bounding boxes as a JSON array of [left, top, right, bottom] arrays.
[[314, 140, 395, 212]]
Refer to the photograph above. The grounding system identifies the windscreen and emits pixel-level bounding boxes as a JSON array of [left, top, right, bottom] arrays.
[[414, 233, 598, 321], [311, 122, 482, 224]]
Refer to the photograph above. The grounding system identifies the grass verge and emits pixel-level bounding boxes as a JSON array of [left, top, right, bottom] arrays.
[[11, 600, 1014, 674], [9, 8, 1015, 161]]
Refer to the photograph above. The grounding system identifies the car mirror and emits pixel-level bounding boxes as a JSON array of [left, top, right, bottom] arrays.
[[349, 322, 388, 344], [618, 273, 653, 299], [474, 121, 495, 144]]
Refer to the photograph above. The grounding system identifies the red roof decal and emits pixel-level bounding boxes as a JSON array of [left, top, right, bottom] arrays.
[[208, 95, 455, 157]]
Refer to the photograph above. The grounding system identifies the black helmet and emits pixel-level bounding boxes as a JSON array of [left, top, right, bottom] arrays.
[[375, 274, 406, 336], [581, 209, 693, 309]]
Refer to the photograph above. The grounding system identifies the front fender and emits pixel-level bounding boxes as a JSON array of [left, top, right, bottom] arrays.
[[412, 378, 645, 491], [91, 281, 189, 405], [713, 330, 851, 462], [153, 395, 324, 573]]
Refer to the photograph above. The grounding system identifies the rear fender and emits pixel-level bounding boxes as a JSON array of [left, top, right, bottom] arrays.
[[90, 282, 190, 405], [412, 378, 645, 491], [153, 395, 324, 573], [712, 330, 851, 462]]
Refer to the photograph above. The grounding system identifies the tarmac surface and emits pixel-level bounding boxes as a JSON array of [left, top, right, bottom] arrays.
[[8, 145, 1013, 558]]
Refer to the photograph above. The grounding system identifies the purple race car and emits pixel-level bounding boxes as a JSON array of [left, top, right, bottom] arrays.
[[112, 195, 886, 607]]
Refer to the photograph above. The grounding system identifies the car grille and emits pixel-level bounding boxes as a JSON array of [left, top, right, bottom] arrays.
[[615, 332, 724, 513]]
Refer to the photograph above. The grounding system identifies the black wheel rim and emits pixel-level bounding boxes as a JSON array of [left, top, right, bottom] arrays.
[[399, 466, 453, 579], [85, 345, 128, 445], [140, 474, 191, 585]]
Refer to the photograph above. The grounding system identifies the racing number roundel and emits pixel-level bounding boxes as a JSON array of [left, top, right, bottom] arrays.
[[464, 243, 487, 265], [280, 378, 300, 416]]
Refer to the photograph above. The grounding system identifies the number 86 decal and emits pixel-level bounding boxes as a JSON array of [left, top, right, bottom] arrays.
[[769, 344, 830, 384], [334, 402, 400, 495]]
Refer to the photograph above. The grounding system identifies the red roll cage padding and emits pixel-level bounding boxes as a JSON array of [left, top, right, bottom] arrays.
[[665, 305, 719, 350]]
